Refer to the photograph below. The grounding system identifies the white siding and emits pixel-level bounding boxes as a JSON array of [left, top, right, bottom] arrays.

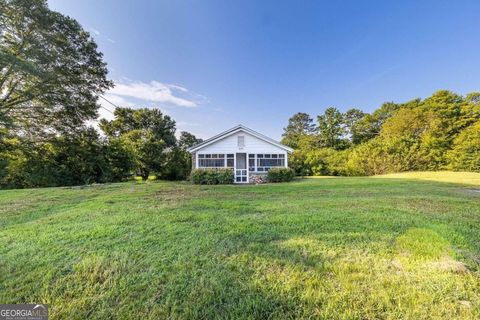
[[196, 130, 286, 154]]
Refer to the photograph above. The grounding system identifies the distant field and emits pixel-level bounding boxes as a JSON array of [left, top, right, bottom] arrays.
[[1, 172, 479, 319]]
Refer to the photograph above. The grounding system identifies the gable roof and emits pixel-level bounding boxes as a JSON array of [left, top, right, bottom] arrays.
[[187, 124, 294, 153]]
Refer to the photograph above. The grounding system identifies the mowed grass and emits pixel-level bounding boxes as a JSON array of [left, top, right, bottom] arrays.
[[1, 172, 479, 319]]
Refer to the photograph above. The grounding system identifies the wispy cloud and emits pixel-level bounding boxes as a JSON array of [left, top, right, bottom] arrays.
[[89, 27, 117, 44], [353, 65, 401, 90], [177, 121, 200, 127], [89, 76, 211, 134], [90, 27, 100, 36], [108, 80, 204, 108], [92, 79, 208, 125]]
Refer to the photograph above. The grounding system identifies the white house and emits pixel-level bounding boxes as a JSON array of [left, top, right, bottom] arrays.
[[187, 124, 293, 183]]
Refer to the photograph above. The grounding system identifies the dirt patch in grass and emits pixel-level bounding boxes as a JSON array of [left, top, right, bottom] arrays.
[[427, 257, 469, 273], [154, 186, 204, 202], [465, 188, 480, 194]]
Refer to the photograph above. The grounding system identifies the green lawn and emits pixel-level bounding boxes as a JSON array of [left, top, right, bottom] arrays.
[[1, 172, 479, 319]]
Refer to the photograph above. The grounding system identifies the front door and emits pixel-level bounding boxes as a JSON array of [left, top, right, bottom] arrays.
[[235, 153, 248, 183]]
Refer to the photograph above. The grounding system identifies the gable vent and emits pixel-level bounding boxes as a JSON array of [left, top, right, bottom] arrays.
[[238, 136, 245, 147]]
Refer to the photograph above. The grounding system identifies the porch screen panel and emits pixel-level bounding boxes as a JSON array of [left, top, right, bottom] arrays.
[[256, 154, 285, 171], [226, 154, 234, 167], [198, 154, 226, 167], [248, 154, 255, 171]]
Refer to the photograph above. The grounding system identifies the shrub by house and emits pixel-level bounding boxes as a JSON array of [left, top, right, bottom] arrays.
[[190, 168, 234, 184], [267, 167, 295, 182]]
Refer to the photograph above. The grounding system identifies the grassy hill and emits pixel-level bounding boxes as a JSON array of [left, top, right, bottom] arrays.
[[1, 172, 479, 319]]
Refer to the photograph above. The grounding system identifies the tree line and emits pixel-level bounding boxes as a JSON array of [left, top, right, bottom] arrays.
[[281, 90, 480, 176]]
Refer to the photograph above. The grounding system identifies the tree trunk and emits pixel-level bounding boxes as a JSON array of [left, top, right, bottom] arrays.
[[140, 169, 149, 181]]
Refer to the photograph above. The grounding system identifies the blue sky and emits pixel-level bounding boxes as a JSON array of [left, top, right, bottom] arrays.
[[49, 0, 480, 140]]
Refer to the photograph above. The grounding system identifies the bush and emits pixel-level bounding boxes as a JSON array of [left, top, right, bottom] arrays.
[[267, 167, 295, 183], [448, 122, 480, 172], [304, 148, 349, 176], [217, 168, 234, 184], [190, 168, 233, 184], [288, 149, 312, 176]]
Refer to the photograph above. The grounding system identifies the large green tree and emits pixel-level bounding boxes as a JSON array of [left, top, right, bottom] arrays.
[[178, 131, 201, 149], [351, 102, 403, 144], [417, 90, 480, 168], [317, 107, 346, 149], [163, 131, 201, 181], [343, 108, 366, 144], [281, 112, 316, 149], [0, 0, 113, 188], [448, 122, 480, 172], [120, 129, 167, 181], [100, 107, 176, 145], [100, 107, 177, 180], [104, 138, 135, 182], [0, 0, 112, 136]]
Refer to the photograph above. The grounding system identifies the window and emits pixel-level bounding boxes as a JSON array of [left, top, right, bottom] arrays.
[[248, 154, 255, 171], [198, 154, 225, 168], [226, 154, 234, 167], [249, 160, 255, 171], [197, 153, 285, 170], [237, 136, 245, 147], [256, 154, 285, 171], [248, 159, 255, 171], [235, 169, 247, 182]]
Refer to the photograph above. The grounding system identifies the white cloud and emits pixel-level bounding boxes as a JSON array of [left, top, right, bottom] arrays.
[[107, 38, 116, 43], [92, 80, 208, 125], [109, 80, 200, 107], [90, 79, 208, 131], [166, 84, 188, 92]]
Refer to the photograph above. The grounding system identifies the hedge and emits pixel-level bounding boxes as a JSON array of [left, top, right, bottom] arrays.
[[267, 167, 295, 182], [190, 168, 234, 184]]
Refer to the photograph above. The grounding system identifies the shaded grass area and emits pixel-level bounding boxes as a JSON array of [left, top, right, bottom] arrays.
[[1, 172, 480, 319]]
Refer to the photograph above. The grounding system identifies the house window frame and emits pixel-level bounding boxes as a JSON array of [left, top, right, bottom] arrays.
[[248, 153, 256, 172], [226, 154, 234, 168], [197, 152, 287, 171], [197, 153, 234, 168], [255, 153, 287, 172]]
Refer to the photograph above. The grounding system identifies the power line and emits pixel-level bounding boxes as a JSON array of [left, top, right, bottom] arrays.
[[98, 95, 117, 114]]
